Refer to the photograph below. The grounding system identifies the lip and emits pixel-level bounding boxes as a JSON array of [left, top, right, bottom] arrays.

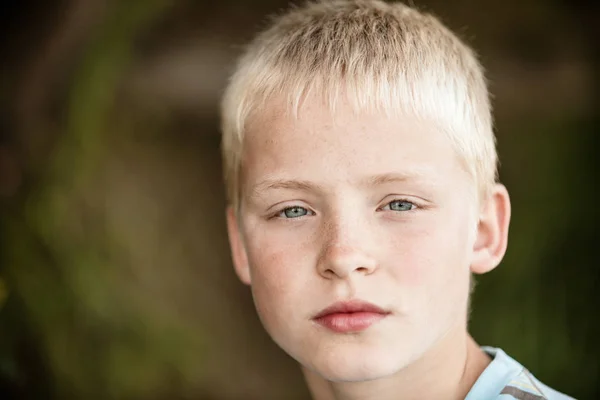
[[313, 300, 390, 333]]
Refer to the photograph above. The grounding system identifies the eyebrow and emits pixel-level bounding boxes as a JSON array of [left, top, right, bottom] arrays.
[[362, 172, 417, 187], [249, 171, 432, 198], [249, 179, 323, 198]]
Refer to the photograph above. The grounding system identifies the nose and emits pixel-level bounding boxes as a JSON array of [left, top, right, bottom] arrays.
[[317, 216, 378, 280]]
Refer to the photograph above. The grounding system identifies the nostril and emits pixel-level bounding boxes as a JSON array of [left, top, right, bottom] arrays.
[[321, 268, 338, 280], [317, 242, 378, 279]]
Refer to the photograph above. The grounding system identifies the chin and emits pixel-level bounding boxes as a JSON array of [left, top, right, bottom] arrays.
[[305, 343, 407, 383]]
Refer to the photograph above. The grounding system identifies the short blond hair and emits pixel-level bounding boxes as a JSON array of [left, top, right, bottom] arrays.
[[221, 0, 497, 212]]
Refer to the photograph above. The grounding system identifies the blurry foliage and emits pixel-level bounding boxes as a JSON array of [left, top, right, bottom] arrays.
[[0, 277, 7, 309], [471, 115, 600, 399], [2, 1, 208, 398]]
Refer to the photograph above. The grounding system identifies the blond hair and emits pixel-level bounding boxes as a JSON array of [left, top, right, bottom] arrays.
[[221, 0, 497, 211]]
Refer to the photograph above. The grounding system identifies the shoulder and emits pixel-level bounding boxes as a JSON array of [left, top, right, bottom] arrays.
[[499, 367, 574, 400], [466, 347, 575, 400]]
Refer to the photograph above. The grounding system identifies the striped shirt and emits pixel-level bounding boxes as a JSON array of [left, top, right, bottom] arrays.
[[465, 347, 575, 400]]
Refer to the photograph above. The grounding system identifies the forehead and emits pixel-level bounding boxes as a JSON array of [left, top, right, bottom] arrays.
[[241, 96, 469, 192]]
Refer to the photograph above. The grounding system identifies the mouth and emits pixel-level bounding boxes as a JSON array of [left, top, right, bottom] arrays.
[[312, 300, 390, 333]]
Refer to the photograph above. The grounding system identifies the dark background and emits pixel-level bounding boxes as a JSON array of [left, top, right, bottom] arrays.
[[0, 0, 598, 399]]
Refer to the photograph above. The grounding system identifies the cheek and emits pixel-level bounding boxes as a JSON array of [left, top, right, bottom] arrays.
[[246, 220, 317, 275], [245, 231, 315, 318], [383, 217, 472, 329], [384, 214, 473, 288], [251, 250, 293, 295]]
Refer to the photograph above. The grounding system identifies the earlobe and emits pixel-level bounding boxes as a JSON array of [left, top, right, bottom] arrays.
[[470, 184, 511, 274], [226, 207, 252, 285]]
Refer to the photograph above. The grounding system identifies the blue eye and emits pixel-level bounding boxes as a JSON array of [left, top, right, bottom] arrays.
[[384, 199, 415, 212], [280, 206, 310, 218]]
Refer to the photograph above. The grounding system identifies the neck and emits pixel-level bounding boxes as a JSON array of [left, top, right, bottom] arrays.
[[302, 329, 490, 400]]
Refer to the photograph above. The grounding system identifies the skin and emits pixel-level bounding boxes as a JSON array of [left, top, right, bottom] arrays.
[[226, 95, 511, 400]]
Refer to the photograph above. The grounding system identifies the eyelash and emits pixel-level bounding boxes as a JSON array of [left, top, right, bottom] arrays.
[[270, 198, 420, 220], [378, 198, 419, 213], [270, 205, 315, 220]]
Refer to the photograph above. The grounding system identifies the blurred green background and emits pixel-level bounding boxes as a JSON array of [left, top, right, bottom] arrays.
[[0, 0, 597, 399]]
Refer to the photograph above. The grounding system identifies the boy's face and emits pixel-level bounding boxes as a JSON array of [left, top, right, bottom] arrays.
[[228, 97, 482, 382]]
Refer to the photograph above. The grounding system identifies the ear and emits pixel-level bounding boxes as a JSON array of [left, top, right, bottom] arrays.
[[470, 184, 511, 274], [226, 206, 252, 285]]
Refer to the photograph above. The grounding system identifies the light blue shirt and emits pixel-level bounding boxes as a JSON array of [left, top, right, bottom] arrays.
[[465, 347, 575, 399]]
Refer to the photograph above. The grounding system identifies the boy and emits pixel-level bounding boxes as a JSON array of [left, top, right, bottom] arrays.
[[219, 1, 573, 399]]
